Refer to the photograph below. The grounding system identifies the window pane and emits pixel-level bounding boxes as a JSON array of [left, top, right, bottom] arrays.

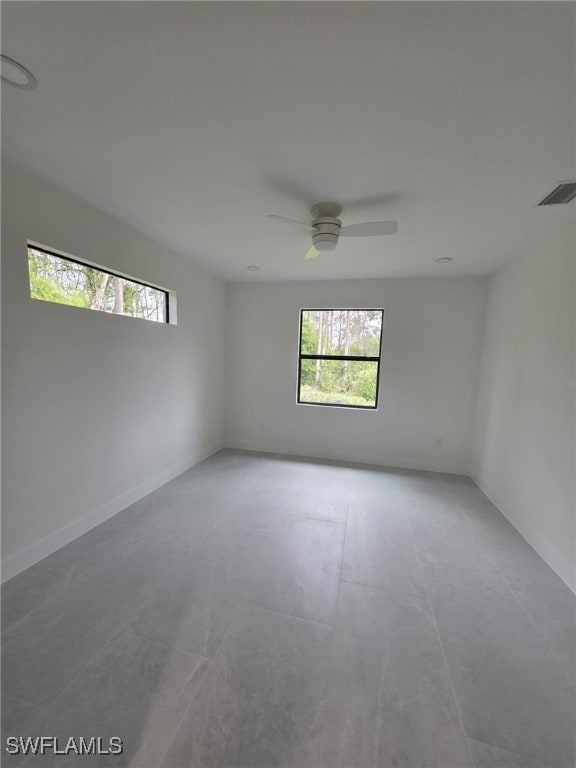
[[300, 309, 382, 357], [299, 359, 379, 407], [28, 247, 167, 323]]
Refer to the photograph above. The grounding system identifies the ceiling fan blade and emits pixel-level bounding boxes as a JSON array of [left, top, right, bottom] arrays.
[[340, 220, 398, 237], [304, 245, 319, 260], [266, 215, 313, 231]]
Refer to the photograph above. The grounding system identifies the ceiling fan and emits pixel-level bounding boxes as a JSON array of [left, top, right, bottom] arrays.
[[266, 202, 398, 259]]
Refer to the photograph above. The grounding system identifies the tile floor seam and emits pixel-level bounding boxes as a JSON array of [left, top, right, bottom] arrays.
[[137, 656, 212, 768], [31, 629, 127, 715], [375, 620, 406, 768], [339, 577, 425, 599], [415, 545, 575, 768], [428, 481, 575, 765], [1, 515, 223, 640], [1, 570, 102, 640], [467, 735, 535, 765], [1, 695, 47, 714], [403, 497, 477, 768], [34, 581, 182, 714], [333, 501, 350, 628], [237, 601, 337, 630], [492, 574, 575, 688], [422, 581, 478, 768], [157, 604, 246, 767], [120, 627, 213, 662], [299, 514, 346, 525], [280, 509, 344, 528], [447, 485, 576, 691]]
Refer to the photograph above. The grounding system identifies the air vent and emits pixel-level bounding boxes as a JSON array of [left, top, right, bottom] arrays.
[[537, 182, 576, 206]]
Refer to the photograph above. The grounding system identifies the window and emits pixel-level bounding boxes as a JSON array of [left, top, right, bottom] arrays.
[[298, 309, 384, 409], [27, 244, 170, 323]]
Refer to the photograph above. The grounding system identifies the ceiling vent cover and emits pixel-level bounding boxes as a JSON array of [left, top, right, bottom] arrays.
[[538, 182, 576, 206]]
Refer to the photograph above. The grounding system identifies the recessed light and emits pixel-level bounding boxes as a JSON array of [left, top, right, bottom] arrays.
[[1, 55, 37, 89], [436, 257, 453, 263], [246, 265, 260, 271]]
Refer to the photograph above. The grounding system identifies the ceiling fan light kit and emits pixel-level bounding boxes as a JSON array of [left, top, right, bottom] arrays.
[[310, 202, 342, 252], [267, 201, 399, 260]]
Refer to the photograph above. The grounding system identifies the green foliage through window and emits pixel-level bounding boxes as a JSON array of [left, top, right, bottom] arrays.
[[298, 309, 383, 408], [27, 246, 168, 323]]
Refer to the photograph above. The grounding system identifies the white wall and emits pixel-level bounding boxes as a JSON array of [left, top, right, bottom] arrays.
[[472, 233, 575, 591], [224, 278, 487, 474], [1, 161, 226, 580]]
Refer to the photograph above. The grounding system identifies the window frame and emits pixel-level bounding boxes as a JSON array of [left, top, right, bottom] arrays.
[[27, 241, 172, 324], [297, 308, 384, 410]]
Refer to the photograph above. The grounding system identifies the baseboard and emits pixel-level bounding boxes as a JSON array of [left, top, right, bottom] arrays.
[[223, 438, 470, 476], [1, 442, 223, 584], [472, 473, 575, 593]]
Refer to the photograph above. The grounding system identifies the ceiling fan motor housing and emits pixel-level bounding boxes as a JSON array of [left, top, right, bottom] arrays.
[[310, 203, 342, 251]]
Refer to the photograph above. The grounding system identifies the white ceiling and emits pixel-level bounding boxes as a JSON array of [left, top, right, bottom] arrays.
[[2, 2, 574, 281]]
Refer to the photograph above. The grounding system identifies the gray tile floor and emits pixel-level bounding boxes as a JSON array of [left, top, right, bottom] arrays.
[[2, 449, 575, 767]]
